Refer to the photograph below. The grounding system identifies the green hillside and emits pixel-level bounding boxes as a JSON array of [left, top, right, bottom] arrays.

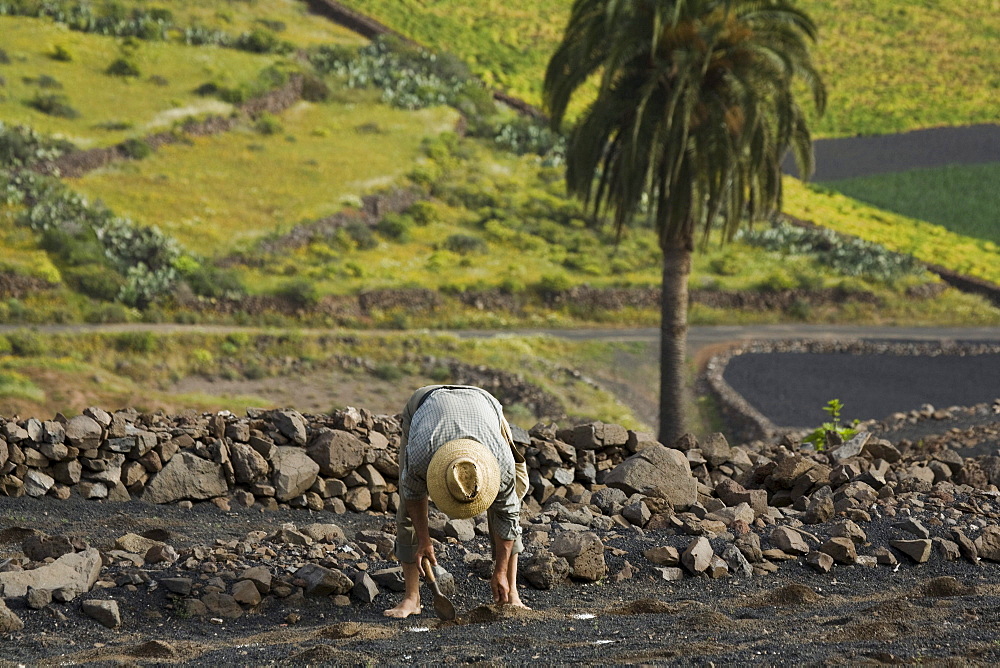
[[336, 0, 1000, 138], [822, 164, 1000, 246], [0, 1, 995, 331]]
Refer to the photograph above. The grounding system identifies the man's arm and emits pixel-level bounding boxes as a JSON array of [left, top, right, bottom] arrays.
[[405, 495, 435, 574], [491, 536, 515, 603]]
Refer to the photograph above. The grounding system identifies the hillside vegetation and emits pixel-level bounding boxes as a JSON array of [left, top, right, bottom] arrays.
[[336, 0, 1000, 138], [0, 1, 997, 431]]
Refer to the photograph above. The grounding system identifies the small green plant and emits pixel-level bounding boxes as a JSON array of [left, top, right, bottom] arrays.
[[120, 138, 153, 159], [105, 57, 142, 78], [254, 113, 283, 136], [26, 93, 80, 118], [803, 399, 860, 450], [444, 233, 486, 255], [49, 44, 73, 62]]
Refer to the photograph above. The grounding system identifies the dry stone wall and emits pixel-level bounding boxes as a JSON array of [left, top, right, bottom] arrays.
[[3, 400, 1000, 632]]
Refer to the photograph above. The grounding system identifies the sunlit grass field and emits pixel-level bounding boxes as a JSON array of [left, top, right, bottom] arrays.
[[0, 329, 644, 429], [336, 0, 1000, 137], [132, 0, 367, 48], [784, 177, 1000, 286], [0, 16, 288, 148], [822, 163, 1000, 246], [68, 97, 459, 255]]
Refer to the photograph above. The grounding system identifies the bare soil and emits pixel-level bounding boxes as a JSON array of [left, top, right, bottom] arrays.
[[2, 489, 1000, 666]]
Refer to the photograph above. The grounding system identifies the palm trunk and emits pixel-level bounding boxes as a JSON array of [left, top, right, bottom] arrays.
[[658, 237, 692, 446]]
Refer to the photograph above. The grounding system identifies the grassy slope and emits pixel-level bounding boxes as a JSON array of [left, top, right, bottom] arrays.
[[0, 16, 284, 148], [0, 330, 643, 430], [143, 0, 367, 48], [335, 0, 1000, 138], [783, 177, 1000, 286], [822, 164, 1000, 245], [69, 97, 459, 256]]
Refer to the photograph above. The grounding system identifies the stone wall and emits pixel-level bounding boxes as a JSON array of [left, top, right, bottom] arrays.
[[0, 406, 660, 512]]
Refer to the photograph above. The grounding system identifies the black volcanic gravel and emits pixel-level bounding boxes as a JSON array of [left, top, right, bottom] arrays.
[[723, 351, 1000, 428]]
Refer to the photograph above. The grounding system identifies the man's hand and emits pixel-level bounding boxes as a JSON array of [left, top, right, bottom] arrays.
[[415, 540, 436, 576], [491, 569, 510, 604]]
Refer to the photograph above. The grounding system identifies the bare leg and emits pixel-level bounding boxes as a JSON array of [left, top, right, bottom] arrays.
[[506, 553, 529, 609], [383, 560, 422, 618]]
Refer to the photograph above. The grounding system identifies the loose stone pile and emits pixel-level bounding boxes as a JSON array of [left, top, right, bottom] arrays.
[[1, 400, 1000, 633]]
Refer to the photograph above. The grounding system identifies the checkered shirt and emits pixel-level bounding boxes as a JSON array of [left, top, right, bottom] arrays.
[[399, 386, 519, 541]]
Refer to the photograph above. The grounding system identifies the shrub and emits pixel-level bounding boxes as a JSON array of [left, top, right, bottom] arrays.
[[27, 93, 80, 118], [343, 222, 377, 250], [106, 57, 141, 77], [120, 138, 152, 159], [194, 81, 221, 97], [95, 120, 133, 131], [84, 302, 133, 324], [444, 233, 486, 255], [255, 113, 282, 135], [31, 75, 63, 89], [178, 262, 245, 299], [406, 200, 438, 226], [375, 213, 411, 241], [114, 331, 156, 353], [0, 49, 9, 64], [255, 19, 286, 33], [708, 252, 741, 276], [235, 28, 289, 54], [63, 264, 124, 301], [739, 222, 921, 281], [372, 362, 404, 381], [50, 44, 73, 61], [0, 122, 73, 168], [300, 74, 330, 103], [535, 273, 573, 298], [756, 268, 799, 292], [803, 399, 859, 451], [6, 330, 48, 356], [277, 278, 320, 309]]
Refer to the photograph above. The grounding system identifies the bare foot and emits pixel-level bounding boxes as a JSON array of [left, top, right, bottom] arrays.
[[506, 595, 531, 610], [383, 597, 422, 618]]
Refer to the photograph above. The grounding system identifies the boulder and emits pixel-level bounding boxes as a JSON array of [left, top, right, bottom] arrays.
[[273, 447, 320, 502], [550, 531, 606, 582], [0, 598, 24, 632], [0, 547, 102, 598], [143, 452, 228, 504], [23, 469, 55, 498], [23, 534, 74, 562], [307, 429, 365, 478], [820, 537, 858, 564], [570, 422, 629, 450], [699, 432, 732, 467], [294, 564, 353, 596], [891, 539, 933, 563], [681, 537, 714, 574], [82, 600, 121, 628], [974, 526, 1000, 562], [231, 443, 270, 484], [522, 549, 571, 590], [770, 527, 810, 555], [270, 410, 308, 446], [604, 445, 698, 509]]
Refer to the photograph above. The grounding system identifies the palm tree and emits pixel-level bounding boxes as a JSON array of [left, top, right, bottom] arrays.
[[544, 0, 825, 445]]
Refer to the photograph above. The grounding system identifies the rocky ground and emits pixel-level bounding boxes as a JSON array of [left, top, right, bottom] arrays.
[[1, 393, 1000, 666]]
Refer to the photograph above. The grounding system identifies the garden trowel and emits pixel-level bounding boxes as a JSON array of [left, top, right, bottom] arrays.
[[422, 557, 456, 621]]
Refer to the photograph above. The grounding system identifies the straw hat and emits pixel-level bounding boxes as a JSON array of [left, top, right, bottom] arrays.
[[426, 438, 500, 519]]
